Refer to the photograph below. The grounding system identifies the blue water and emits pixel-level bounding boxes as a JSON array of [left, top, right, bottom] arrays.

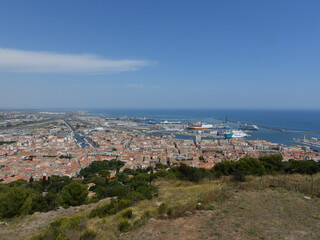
[[86, 109, 320, 147]]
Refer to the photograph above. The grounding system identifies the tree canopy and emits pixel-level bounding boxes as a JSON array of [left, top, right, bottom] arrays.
[[61, 182, 89, 207]]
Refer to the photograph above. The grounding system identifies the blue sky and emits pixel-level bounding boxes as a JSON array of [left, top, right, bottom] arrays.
[[0, 0, 320, 109]]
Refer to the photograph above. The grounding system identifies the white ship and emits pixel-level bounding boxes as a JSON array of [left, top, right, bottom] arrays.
[[225, 130, 249, 138]]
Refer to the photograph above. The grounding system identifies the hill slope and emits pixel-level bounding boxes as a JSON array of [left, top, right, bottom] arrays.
[[121, 188, 320, 240], [0, 175, 319, 240]]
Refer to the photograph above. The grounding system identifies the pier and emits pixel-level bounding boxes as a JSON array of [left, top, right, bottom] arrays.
[[212, 118, 320, 134]]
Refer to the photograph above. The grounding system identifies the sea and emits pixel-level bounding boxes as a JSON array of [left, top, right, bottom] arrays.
[[84, 109, 320, 150]]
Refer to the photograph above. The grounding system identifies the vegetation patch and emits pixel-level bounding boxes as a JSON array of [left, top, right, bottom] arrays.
[[89, 199, 131, 218], [0, 141, 16, 145], [30, 215, 87, 240], [121, 208, 133, 219], [79, 229, 97, 240], [118, 219, 130, 232], [204, 203, 217, 211]]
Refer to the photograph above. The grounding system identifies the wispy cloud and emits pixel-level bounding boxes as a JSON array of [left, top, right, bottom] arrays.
[[123, 84, 160, 89], [0, 48, 152, 73], [70, 83, 162, 89]]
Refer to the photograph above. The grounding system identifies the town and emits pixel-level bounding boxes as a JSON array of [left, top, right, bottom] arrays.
[[1, 111, 319, 183]]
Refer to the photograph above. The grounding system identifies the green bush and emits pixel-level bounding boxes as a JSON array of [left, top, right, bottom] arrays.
[[124, 191, 145, 203], [86, 195, 100, 204], [158, 202, 166, 214], [118, 220, 130, 232], [0, 186, 34, 219], [259, 154, 283, 173], [136, 185, 158, 199], [50, 215, 85, 232], [80, 160, 124, 178], [232, 170, 246, 182], [155, 162, 167, 169], [163, 172, 177, 180], [122, 208, 133, 219], [98, 185, 130, 199], [89, 201, 115, 218], [80, 229, 97, 240], [143, 210, 151, 218], [117, 199, 132, 209], [89, 199, 132, 218], [235, 157, 266, 176], [61, 182, 88, 207], [166, 207, 173, 216], [204, 203, 217, 210], [32, 215, 86, 240], [133, 219, 143, 228]]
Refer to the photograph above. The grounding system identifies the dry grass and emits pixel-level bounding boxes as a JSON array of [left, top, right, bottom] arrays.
[[0, 198, 111, 240], [121, 178, 320, 240], [84, 180, 228, 239], [239, 173, 320, 197], [1, 174, 320, 240]]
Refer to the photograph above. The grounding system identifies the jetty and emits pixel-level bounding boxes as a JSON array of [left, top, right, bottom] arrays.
[[212, 117, 320, 134]]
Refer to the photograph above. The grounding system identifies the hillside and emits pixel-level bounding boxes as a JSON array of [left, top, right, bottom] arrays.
[[0, 174, 319, 240], [0, 198, 111, 240], [121, 187, 320, 240]]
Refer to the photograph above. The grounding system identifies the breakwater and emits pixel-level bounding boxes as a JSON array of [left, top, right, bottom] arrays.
[[212, 117, 320, 134]]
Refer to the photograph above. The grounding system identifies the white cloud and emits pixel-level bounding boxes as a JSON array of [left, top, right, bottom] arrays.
[[0, 48, 152, 73], [70, 83, 162, 89]]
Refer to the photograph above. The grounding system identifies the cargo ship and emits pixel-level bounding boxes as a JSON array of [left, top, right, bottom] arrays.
[[187, 122, 213, 129]]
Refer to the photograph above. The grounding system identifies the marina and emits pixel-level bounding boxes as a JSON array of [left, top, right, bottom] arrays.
[[292, 137, 320, 149]]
